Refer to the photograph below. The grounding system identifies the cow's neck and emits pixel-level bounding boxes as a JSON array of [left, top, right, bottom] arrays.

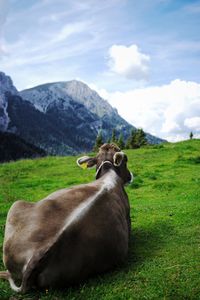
[[95, 161, 123, 186], [60, 169, 120, 232], [96, 161, 113, 179]]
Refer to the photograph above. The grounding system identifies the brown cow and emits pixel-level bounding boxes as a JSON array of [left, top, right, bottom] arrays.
[[0, 143, 132, 293]]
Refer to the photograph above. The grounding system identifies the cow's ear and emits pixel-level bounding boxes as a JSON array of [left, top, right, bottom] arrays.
[[77, 156, 97, 169], [113, 152, 124, 167]]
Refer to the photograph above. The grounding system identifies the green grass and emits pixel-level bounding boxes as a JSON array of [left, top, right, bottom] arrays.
[[0, 139, 200, 300]]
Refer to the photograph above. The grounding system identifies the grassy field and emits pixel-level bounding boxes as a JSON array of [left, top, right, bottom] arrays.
[[0, 139, 199, 300]]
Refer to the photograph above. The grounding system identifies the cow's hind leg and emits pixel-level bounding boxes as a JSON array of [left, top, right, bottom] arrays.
[[0, 270, 22, 292]]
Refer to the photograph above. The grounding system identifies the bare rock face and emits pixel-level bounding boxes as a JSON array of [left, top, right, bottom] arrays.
[[20, 80, 165, 145], [20, 80, 114, 117], [20, 80, 133, 141], [0, 72, 165, 157], [0, 72, 18, 131]]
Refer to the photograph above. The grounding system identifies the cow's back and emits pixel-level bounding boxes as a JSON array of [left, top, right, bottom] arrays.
[[37, 186, 130, 288], [3, 177, 130, 289]]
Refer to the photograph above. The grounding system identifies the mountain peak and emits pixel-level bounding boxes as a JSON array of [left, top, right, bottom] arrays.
[[0, 71, 18, 131], [0, 72, 164, 156], [0, 71, 18, 95], [21, 79, 115, 118]]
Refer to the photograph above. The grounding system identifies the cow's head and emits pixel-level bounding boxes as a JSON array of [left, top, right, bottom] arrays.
[[77, 143, 133, 185]]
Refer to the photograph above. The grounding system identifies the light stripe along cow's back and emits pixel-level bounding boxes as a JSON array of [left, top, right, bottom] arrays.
[[0, 143, 133, 293]]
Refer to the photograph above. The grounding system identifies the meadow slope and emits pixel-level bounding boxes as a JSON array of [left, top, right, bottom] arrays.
[[0, 140, 199, 300]]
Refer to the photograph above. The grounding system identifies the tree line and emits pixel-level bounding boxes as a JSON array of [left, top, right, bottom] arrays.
[[93, 128, 148, 151]]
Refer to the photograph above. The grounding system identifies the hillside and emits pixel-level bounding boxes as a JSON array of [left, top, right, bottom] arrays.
[[20, 80, 164, 146], [0, 139, 199, 299], [6, 94, 82, 155], [0, 71, 165, 158], [1, 72, 134, 155], [20, 80, 134, 143], [0, 131, 46, 162]]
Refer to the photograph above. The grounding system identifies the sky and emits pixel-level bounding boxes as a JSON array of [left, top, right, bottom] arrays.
[[0, 0, 200, 141]]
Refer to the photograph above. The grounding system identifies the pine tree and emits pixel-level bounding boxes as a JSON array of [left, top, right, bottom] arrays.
[[93, 131, 103, 151], [125, 138, 130, 149], [111, 129, 117, 144], [190, 131, 193, 140], [118, 132, 125, 149], [135, 128, 147, 147], [126, 129, 137, 149], [125, 128, 147, 149], [107, 137, 111, 144]]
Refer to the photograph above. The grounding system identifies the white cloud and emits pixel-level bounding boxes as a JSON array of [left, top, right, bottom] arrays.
[[108, 44, 150, 80], [0, 18, 94, 70], [162, 120, 181, 133], [93, 79, 200, 142], [0, 0, 10, 54], [184, 117, 200, 131], [52, 21, 90, 43], [0, 0, 118, 86]]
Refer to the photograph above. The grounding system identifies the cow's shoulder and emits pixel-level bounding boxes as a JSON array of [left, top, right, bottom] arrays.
[[6, 200, 35, 226], [8, 200, 33, 213]]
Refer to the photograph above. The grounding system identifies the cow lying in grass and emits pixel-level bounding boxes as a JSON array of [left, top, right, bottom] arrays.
[[0, 143, 132, 293]]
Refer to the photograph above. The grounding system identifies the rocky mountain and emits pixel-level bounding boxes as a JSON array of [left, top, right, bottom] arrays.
[[6, 92, 99, 154], [20, 80, 115, 116], [0, 71, 164, 157], [0, 72, 18, 131], [20, 80, 134, 141], [20, 80, 164, 144]]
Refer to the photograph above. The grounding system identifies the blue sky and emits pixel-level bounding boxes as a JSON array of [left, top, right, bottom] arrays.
[[0, 0, 200, 141]]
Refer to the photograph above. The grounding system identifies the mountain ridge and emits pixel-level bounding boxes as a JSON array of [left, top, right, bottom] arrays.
[[0, 72, 18, 131], [0, 71, 165, 157], [20, 80, 164, 144], [21, 80, 116, 117], [0, 131, 46, 163]]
